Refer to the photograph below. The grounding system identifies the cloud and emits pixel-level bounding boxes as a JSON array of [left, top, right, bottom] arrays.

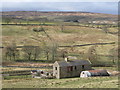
[[1, 0, 34, 2], [1, 0, 119, 2], [1, 2, 118, 14]]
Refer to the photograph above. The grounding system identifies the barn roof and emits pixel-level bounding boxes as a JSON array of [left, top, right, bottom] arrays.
[[55, 60, 91, 67], [87, 69, 110, 76], [88, 69, 107, 73]]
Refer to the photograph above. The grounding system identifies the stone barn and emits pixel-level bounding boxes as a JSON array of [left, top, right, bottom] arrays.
[[53, 58, 92, 79]]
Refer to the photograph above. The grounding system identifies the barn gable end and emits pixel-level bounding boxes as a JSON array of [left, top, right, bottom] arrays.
[[53, 59, 92, 79]]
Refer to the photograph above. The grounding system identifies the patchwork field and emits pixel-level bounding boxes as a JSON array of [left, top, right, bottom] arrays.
[[1, 11, 119, 89]]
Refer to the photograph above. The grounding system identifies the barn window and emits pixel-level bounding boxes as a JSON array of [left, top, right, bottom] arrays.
[[82, 65, 85, 70], [67, 67, 70, 72], [55, 67, 57, 70], [67, 66, 73, 72], [74, 66, 77, 70], [70, 66, 73, 71]]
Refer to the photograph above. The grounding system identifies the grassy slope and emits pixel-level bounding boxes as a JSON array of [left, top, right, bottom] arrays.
[[2, 76, 118, 88], [2, 25, 118, 64], [2, 25, 117, 43], [2, 25, 117, 54], [1, 12, 118, 88]]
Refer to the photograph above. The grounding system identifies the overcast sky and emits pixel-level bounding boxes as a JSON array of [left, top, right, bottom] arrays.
[[1, 0, 119, 15], [1, 0, 119, 2]]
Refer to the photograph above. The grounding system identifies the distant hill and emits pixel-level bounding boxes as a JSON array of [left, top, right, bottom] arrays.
[[1, 11, 117, 24]]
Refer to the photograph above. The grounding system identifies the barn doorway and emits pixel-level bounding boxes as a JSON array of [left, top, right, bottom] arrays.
[[82, 65, 85, 70]]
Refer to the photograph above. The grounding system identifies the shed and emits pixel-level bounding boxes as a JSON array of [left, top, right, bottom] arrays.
[[80, 69, 110, 77], [53, 58, 92, 79]]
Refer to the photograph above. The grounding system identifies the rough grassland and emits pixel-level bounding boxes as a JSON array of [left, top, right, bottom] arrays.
[[2, 25, 117, 55], [2, 76, 118, 88], [2, 25, 117, 44]]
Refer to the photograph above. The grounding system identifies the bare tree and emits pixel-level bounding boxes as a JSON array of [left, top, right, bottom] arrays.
[[4, 46, 12, 61], [43, 42, 58, 61], [22, 46, 34, 61], [87, 46, 98, 65], [32, 46, 41, 60], [44, 45, 51, 60], [61, 49, 67, 59], [22, 45, 41, 61], [51, 43, 58, 61], [4, 42, 19, 61]]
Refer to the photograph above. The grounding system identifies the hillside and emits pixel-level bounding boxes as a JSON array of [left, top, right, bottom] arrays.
[[1, 11, 119, 88], [1, 11, 118, 66], [1, 11, 117, 24]]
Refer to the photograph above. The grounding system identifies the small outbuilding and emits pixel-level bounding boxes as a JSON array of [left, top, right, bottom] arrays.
[[53, 58, 92, 79], [80, 69, 110, 77]]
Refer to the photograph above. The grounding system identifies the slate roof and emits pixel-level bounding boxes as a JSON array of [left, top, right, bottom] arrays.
[[55, 60, 91, 67]]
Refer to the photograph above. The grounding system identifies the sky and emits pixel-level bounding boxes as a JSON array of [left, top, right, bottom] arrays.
[[1, 0, 119, 15], [1, 0, 119, 2]]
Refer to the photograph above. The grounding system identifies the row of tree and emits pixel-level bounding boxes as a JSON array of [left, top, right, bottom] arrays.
[[2, 42, 118, 65], [3, 42, 58, 62]]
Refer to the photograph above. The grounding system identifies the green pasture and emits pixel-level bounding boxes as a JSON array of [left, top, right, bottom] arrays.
[[2, 76, 118, 88], [2, 24, 118, 65]]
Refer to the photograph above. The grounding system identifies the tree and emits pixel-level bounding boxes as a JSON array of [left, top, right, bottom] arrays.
[[60, 49, 67, 59], [22, 45, 41, 61], [87, 46, 98, 65], [43, 42, 58, 61], [4, 42, 19, 61], [42, 41, 55, 61], [32, 46, 41, 60], [51, 43, 58, 61], [22, 46, 34, 61], [4, 17, 11, 24], [44, 45, 51, 60]]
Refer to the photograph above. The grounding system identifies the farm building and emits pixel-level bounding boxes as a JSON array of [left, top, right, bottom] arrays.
[[53, 58, 92, 79], [31, 70, 53, 79], [80, 69, 110, 77]]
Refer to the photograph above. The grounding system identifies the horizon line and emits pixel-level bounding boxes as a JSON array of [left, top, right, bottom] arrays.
[[1, 10, 118, 15]]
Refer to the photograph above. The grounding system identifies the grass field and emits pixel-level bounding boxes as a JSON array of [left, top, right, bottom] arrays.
[[2, 24, 118, 66], [2, 66, 117, 72], [1, 11, 118, 89], [2, 76, 118, 88], [2, 66, 119, 88], [2, 25, 117, 49]]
